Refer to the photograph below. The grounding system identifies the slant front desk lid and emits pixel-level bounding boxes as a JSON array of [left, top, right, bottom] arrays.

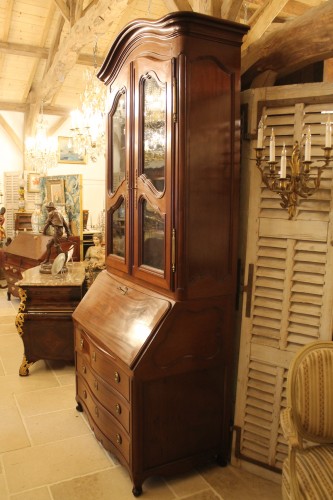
[[5, 232, 50, 260], [72, 271, 172, 368]]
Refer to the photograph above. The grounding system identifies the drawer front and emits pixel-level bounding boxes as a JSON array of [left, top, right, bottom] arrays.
[[77, 377, 130, 462], [76, 352, 130, 432], [75, 328, 130, 401]]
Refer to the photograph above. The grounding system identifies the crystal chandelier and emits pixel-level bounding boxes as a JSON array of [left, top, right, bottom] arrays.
[[24, 103, 57, 174], [70, 39, 107, 162]]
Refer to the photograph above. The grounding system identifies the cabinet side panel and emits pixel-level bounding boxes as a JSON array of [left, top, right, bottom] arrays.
[[186, 58, 235, 293]]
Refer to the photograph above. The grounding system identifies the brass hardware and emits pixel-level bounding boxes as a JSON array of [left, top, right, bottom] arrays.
[[116, 433, 122, 444], [83, 390, 87, 399], [94, 380, 98, 390], [255, 139, 332, 219], [114, 371, 120, 383], [92, 351, 96, 362], [117, 285, 128, 295], [82, 365, 86, 374], [242, 263, 254, 318], [79, 338, 84, 349], [115, 403, 121, 414], [171, 228, 176, 272]]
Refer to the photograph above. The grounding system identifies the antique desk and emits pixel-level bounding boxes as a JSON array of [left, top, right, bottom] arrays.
[[15, 262, 86, 376]]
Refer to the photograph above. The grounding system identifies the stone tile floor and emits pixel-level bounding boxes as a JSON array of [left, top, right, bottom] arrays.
[[0, 287, 282, 499]]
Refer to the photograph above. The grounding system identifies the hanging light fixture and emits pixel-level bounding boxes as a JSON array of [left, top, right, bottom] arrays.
[[24, 102, 57, 174], [69, 37, 107, 162]]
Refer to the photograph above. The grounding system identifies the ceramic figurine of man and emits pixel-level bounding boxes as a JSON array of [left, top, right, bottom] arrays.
[[42, 201, 70, 264]]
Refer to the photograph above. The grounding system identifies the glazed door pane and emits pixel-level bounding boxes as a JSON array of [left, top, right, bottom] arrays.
[[142, 199, 165, 270], [111, 200, 126, 257], [106, 72, 130, 275], [142, 75, 166, 192], [132, 58, 173, 290], [111, 92, 126, 193]]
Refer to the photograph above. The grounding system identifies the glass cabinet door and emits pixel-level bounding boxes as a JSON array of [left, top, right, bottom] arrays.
[[132, 59, 173, 290], [106, 77, 130, 274]]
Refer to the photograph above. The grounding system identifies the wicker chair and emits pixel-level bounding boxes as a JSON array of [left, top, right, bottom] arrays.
[[280, 341, 333, 499]]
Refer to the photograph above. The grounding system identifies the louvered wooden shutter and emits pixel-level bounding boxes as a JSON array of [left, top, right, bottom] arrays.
[[234, 84, 333, 473]]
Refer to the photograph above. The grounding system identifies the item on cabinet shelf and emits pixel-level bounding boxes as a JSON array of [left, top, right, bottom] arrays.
[[31, 198, 43, 234], [0, 207, 6, 244], [73, 12, 248, 497], [83, 210, 89, 230], [18, 177, 25, 212], [15, 262, 86, 376]]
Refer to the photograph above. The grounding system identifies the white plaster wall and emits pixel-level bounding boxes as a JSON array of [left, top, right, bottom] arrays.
[[0, 111, 106, 230]]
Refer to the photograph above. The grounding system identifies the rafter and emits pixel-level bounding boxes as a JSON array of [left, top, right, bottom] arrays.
[[26, 0, 129, 135], [53, 0, 70, 23], [242, 0, 333, 87], [220, 0, 243, 21], [242, 0, 289, 50]]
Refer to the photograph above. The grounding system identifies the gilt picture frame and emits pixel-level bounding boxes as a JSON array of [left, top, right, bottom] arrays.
[[27, 172, 41, 193], [46, 178, 65, 205], [58, 136, 86, 164]]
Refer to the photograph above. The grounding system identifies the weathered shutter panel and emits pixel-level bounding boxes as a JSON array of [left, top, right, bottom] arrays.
[[234, 84, 333, 473], [4, 171, 20, 238]]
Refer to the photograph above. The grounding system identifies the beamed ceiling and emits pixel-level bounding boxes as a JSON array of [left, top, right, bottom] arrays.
[[0, 0, 331, 141]]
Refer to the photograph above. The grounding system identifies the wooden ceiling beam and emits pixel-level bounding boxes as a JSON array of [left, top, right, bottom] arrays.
[[242, 1, 333, 87], [53, 0, 70, 23], [0, 114, 23, 153], [242, 0, 289, 50], [163, 0, 192, 12], [221, 0, 243, 21], [26, 0, 129, 136], [0, 40, 103, 67]]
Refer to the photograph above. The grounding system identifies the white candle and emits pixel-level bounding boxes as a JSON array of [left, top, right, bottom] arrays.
[[269, 128, 275, 162], [257, 117, 264, 148], [325, 115, 331, 148], [305, 126, 311, 161], [280, 143, 287, 178]]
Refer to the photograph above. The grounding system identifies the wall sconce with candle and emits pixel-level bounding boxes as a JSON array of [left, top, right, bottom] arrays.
[[255, 116, 332, 218]]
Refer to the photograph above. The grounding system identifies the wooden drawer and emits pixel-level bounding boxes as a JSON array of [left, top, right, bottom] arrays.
[[75, 327, 131, 401], [76, 352, 130, 432], [77, 377, 130, 462]]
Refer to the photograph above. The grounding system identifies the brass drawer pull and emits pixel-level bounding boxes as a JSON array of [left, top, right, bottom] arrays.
[[79, 338, 84, 350], [115, 403, 121, 415], [116, 433, 122, 444], [92, 352, 96, 362], [83, 390, 87, 399], [114, 371, 120, 383], [94, 380, 98, 390], [82, 365, 86, 374]]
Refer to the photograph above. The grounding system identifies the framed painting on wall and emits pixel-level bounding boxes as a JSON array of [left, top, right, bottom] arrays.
[[58, 136, 86, 164], [27, 172, 41, 193], [46, 178, 65, 204]]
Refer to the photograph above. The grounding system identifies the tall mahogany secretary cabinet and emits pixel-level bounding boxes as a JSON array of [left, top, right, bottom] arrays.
[[73, 12, 248, 496]]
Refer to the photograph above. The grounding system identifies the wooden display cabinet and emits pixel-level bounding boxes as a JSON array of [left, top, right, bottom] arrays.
[[73, 12, 248, 496]]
